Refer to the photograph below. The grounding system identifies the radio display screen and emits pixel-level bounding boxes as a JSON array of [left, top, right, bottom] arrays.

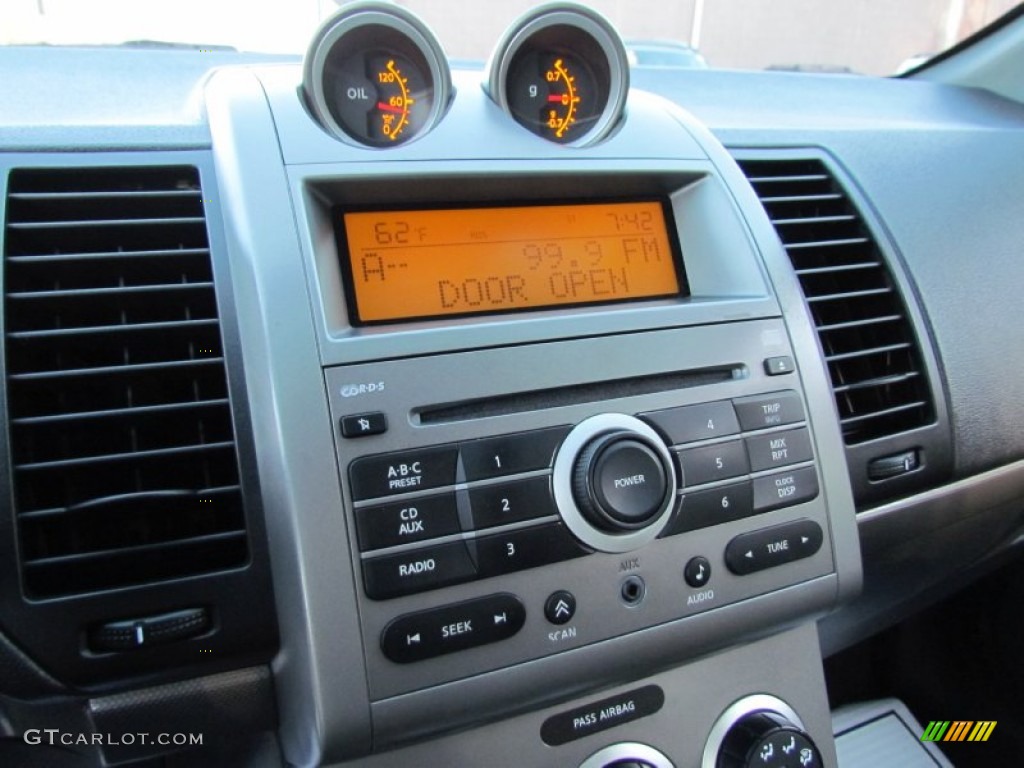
[[339, 200, 686, 324]]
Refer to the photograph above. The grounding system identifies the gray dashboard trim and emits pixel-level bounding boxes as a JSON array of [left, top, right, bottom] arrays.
[[206, 67, 371, 764]]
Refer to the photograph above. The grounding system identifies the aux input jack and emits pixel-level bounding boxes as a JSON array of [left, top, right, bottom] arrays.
[[620, 575, 646, 606]]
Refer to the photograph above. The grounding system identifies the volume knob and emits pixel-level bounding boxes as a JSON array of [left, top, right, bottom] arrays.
[[572, 431, 670, 532]]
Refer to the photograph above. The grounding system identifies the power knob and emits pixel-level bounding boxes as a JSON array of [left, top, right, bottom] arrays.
[[572, 431, 671, 531], [553, 414, 678, 554]]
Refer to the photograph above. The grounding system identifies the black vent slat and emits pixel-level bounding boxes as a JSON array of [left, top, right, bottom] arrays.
[[737, 157, 934, 445], [8, 357, 225, 382], [4, 165, 248, 599], [839, 400, 930, 427], [11, 397, 230, 426], [785, 237, 870, 250], [16, 441, 236, 473], [8, 282, 214, 301], [8, 217, 207, 230], [7, 247, 210, 265]]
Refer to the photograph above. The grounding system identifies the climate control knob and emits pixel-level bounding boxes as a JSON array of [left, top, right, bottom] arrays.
[[572, 431, 671, 532], [716, 710, 822, 768], [553, 414, 678, 554]]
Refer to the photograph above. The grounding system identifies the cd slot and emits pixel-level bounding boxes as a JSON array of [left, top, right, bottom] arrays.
[[414, 365, 743, 425]]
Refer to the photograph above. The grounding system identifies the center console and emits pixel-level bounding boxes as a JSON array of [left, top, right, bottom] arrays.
[[204, 4, 862, 765]]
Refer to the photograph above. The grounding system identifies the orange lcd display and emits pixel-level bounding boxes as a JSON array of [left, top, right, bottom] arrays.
[[341, 201, 684, 324]]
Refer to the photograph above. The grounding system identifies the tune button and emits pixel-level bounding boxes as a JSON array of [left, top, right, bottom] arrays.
[[573, 432, 670, 531]]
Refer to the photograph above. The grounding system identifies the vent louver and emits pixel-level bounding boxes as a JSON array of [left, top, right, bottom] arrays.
[[737, 158, 933, 445], [3, 166, 247, 599]]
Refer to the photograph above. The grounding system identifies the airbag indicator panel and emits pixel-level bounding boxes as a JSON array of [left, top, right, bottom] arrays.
[[340, 200, 685, 324]]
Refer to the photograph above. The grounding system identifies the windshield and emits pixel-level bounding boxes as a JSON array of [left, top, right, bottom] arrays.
[[1, 0, 1020, 75]]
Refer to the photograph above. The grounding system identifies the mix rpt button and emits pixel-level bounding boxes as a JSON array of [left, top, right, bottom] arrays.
[[725, 518, 824, 575], [745, 428, 813, 472], [362, 541, 477, 600]]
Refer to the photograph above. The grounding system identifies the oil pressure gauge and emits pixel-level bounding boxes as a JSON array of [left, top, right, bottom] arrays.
[[487, 3, 629, 146], [303, 2, 451, 147]]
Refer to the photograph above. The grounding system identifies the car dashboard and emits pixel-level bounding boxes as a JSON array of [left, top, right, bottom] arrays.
[[1, 5, 1024, 767]]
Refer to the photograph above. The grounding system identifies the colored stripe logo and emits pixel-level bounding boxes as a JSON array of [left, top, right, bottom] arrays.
[[921, 720, 996, 742]]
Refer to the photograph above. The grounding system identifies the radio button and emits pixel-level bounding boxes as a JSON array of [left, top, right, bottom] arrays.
[[662, 481, 753, 536], [642, 401, 740, 445], [678, 439, 750, 486], [349, 446, 458, 501], [752, 466, 820, 513], [746, 427, 813, 472], [380, 593, 525, 664], [733, 391, 805, 431], [460, 426, 570, 481], [472, 523, 588, 578], [362, 541, 477, 600], [724, 519, 823, 575], [355, 493, 460, 551], [468, 476, 557, 530]]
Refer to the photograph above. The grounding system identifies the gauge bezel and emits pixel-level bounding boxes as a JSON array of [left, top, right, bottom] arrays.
[[486, 2, 630, 147], [302, 2, 452, 148]]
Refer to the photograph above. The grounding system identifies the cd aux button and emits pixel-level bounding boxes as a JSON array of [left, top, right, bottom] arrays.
[[354, 492, 460, 551]]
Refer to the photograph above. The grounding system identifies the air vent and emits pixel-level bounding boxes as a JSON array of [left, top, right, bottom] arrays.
[[736, 158, 933, 446], [3, 166, 247, 599]]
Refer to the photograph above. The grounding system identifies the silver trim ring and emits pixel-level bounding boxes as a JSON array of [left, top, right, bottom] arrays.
[[553, 414, 677, 553], [701, 694, 805, 768], [579, 742, 675, 768]]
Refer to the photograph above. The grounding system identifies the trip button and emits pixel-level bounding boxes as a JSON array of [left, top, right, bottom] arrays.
[[642, 401, 740, 445], [752, 466, 820, 513], [468, 476, 557, 530], [472, 523, 588, 578], [380, 593, 525, 664], [354, 492, 460, 551], [460, 426, 569, 481], [732, 391, 805, 431], [349, 446, 458, 501], [362, 541, 476, 600], [662, 481, 753, 536], [745, 428, 813, 472], [725, 519, 824, 575], [678, 439, 750, 486]]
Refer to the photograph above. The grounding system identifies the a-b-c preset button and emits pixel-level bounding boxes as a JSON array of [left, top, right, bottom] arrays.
[[349, 446, 458, 501]]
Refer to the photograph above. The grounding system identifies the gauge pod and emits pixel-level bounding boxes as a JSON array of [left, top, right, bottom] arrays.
[[486, 2, 629, 146], [303, 2, 452, 147]]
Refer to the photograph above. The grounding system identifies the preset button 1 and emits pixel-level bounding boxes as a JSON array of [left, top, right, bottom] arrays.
[[460, 426, 570, 481], [380, 593, 525, 664]]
